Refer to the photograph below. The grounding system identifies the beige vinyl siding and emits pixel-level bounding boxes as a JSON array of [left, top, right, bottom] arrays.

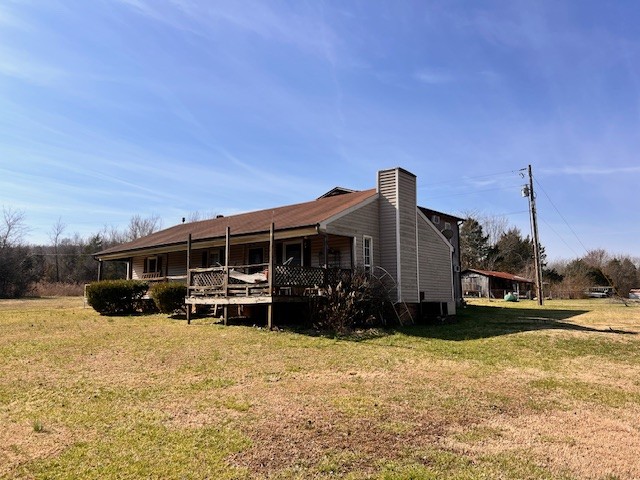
[[167, 251, 186, 277], [325, 200, 380, 268], [397, 171, 418, 303], [377, 169, 399, 300], [417, 214, 454, 303], [228, 244, 252, 266], [132, 245, 245, 279], [131, 256, 145, 279], [309, 235, 353, 268]]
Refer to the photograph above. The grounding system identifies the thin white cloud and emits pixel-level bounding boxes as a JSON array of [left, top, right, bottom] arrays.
[[0, 4, 30, 30], [414, 69, 453, 85], [0, 48, 68, 86], [541, 165, 640, 176], [113, 0, 340, 59]]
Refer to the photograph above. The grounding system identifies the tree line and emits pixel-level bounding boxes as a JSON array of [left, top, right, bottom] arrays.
[[460, 213, 639, 299], [0, 206, 163, 298], [1, 205, 638, 299]]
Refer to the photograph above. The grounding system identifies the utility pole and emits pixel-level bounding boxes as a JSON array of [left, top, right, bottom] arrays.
[[522, 165, 544, 305]]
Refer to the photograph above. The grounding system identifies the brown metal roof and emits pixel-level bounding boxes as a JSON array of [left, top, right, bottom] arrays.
[[96, 188, 377, 257], [463, 269, 533, 283]]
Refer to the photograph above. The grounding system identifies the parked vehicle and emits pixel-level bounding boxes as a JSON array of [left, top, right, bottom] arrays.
[[586, 286, 614, 298]]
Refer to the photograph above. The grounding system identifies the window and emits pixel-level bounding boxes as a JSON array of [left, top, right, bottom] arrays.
[[363, 236, 373, 271], [444, 221, 451, 231], [432, 215, 440, 224], [246, 246, 263, 271], [210, 248, 225, 266], [283, 241, 302, 266], [144, 256, 162, 274]]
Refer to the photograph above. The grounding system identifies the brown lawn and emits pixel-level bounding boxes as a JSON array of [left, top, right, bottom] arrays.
[[1, 297, 639, 479]]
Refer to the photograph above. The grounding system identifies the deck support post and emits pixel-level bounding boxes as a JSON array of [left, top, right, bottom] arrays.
[[268, 222, 275, 329], [186, 233, 192, 324], [223, 305, 228, 326]]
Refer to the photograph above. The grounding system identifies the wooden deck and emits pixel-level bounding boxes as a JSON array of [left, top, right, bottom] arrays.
[[184, 264, 351, 327], [181, 224, 352, 328]]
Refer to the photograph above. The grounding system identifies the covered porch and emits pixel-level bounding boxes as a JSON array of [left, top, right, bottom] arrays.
[[94, 221, 360, 327], [183, 224, 353, 327], [92, 223, 356, 327]]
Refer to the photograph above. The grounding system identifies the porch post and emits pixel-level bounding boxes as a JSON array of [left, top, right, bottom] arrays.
[[323, 234, 328, 268], [186, 233, 192, 324], [322, 233, 329, 287], [351, 237, 356, 270], [224, 227, 230, 326], [267, 222, 275, 329], [97, 260, 103, 281], [186, 233, 192, 273]]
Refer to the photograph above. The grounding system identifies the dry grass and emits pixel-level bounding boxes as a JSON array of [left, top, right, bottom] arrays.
[[31, 282, 85, 297], [1, 297, 639, 479]]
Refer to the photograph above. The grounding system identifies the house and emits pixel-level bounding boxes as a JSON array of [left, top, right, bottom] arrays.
[[418, 207, 464, 306], [461, 269, 534, 299], [95, 167, 456, 326]]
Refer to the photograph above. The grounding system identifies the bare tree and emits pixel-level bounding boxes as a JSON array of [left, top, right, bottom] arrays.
[[49, 217, 66, 283], [583, 248, 609, 269], [0, 207, 40, 297], [126, 214, 162, 241], [582, 249, 639, 302], [186, 211, 219, 223], [0, 206, 28, 248], [479, 213, 509, 247]]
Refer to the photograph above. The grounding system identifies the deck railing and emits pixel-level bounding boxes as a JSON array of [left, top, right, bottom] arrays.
[[187, 265, 352, 298], [141, 272, 165, 280]]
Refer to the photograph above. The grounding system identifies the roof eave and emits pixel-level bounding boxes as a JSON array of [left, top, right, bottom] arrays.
[[95, 225, 320, 261]]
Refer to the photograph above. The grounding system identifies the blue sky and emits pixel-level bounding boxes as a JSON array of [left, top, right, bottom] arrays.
[[1, 1, 639, 260]]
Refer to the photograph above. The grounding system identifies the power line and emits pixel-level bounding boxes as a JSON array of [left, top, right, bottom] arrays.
[[477, 209, 529, 217], [539, 217, 581, 258], [533, 177, 590, 255], [420, 168, 522, 188], [427, 183, 523, 200]]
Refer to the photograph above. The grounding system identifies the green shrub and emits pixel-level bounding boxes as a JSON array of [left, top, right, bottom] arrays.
[[149, 282, 187, 314], [86, 280, 150, 315]]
